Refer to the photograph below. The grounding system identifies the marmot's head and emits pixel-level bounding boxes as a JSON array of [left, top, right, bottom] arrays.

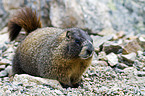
[[63, 28, 94, 59]]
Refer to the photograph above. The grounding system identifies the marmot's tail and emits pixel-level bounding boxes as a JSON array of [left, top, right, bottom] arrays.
[[8, 7, 42, 41]]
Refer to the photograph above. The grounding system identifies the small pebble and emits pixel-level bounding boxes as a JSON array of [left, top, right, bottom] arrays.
[[0, 65, 6, 70]]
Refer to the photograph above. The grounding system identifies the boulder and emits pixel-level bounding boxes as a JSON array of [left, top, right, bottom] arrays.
[[0, 0, 8, 30], [50, 0, 111, 31]]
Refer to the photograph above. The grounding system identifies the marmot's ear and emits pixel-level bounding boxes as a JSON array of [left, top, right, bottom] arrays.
[[66, 30, 71, 39]]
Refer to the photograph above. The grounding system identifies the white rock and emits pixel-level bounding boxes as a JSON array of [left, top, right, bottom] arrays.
[[0, 27, 8, 34], [106, 52, 118, 66], [122, 52, 136, 62], [0, 33, 9, 45], [13, 74, 63, 89], [0, 70, 7, 77]]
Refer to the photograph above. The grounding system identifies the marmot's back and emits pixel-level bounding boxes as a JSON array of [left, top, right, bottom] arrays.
[[15, 27, 66, 76], [9, 7, 94, 88]]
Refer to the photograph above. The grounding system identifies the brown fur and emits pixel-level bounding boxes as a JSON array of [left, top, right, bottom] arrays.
[[8, 7, 42, 41], [8, 8, 94, 88]]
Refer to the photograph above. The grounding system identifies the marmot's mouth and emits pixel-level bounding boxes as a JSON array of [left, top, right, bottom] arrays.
[[79, 45, 94, 59], [80, 51, 94, 59]]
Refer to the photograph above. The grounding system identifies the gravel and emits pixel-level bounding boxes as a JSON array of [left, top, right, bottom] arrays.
[[0, 27, 145, 95]]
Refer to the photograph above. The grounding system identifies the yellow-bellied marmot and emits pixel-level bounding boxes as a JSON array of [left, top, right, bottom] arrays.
[[8, 7, 94, 88]]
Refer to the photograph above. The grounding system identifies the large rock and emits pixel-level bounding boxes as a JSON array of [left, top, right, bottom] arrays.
[[2, 0, 51, 27], [1, 0, 145, 34], [49, 0, 145, 34], [0, 0, 8, 30], [2, 0, 24, 11], [13, 74, 62, 89], [50, 0, 111, 31]]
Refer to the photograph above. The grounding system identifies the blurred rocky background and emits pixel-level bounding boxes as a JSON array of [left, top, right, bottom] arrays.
[[0, 0, 145, 95], [0, 0, 145, 34]]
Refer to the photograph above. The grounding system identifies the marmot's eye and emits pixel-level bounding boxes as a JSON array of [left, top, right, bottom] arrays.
[[75, 39, 80, 44]]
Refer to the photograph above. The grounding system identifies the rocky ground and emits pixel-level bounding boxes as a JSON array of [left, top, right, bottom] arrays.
[[0, 27, 145, 95]]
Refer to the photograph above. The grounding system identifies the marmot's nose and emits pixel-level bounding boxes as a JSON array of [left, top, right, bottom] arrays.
[[86, 42, 94, 56], [79, 40, 94, 59]]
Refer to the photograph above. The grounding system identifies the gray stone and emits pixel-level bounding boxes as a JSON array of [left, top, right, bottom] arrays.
[[91, 60, 108, 67], [97, 28, 116, 36], [5, 66, 12, 76], [116, 63, 128, 69], [0, 59, 11, 65], [3, 46, 15, 61], [134, 60, 144, 71], [0, 33, 9, 46], [137, 35, 145, 50], [0, 65, 5, 70], [4, 53, 14, 61], [92, 52, 98, 60], [0, 0, 8, 30], [114, 68, 124, 73], [91, 35, 113, 51], [122, 52, 136, 62], [0, 66, 12, 77], [137, 71, 145, 77], [0, 27, 8, 34], [124, 67, 137, 76], [106, 52, 118, 66], [143, 51, 145, 56], [3, 77, 9, 82], [137, 51, 143, 57], [103, 41, 123, 54], [4, 47, 14, 53], [0, 62, 8, 65], [54, 90, 63, 95], [2, 0, 24, 11], [121, 52, 136, 66], [0, 70, 7, 77], [97, 51, 107, 61], [143, 67, 145, 71], [13, 74, 63, 89], [122, 39, 143, 54], [0, 44, 8, 53], [113, 31, 125, 40]]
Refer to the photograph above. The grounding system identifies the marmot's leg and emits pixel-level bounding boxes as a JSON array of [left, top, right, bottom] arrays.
[[57, 71, 73, 88], [70, 73, 82, 88], [59, 77, 72, 88]]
